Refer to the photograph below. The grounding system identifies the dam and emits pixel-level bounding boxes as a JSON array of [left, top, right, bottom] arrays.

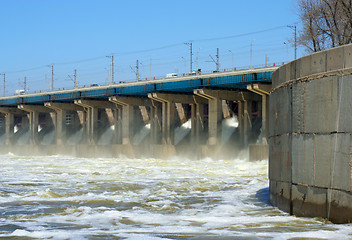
[[0, 67, 275, 160], [269, 44, 352, 223]]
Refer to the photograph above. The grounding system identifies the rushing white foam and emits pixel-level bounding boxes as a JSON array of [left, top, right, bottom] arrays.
[[222, 116, 239, 144], [0, 155, 351, 239], [132, 123, 151, 145], [174, 119, 191, 145]]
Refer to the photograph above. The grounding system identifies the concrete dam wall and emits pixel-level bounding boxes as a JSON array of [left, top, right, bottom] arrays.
[[269, 44, 352, 223]]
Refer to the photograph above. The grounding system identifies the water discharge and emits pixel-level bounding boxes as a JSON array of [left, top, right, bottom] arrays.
[[222, 116, 239, 144], [0, 154, 351, 239], [132, 124, 151, 145], [174, 119, 191, 145]]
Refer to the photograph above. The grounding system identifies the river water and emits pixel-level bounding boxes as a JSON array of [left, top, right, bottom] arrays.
[[0, 154, 352, 239]]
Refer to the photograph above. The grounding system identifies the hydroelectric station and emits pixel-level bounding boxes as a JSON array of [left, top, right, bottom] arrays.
[[0, 67, 275, 160]]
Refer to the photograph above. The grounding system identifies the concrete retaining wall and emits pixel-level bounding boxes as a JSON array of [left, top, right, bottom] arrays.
[[269, 44, 352, 223]]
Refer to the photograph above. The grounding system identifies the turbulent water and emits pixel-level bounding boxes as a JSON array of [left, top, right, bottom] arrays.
[[0, 154, 352, 240]]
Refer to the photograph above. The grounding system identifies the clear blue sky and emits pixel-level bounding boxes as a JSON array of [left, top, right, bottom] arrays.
[[0, 0, 300, 95]]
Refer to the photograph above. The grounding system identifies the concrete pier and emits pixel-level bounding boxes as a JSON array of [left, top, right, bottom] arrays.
[[269, 44, 352, 223]]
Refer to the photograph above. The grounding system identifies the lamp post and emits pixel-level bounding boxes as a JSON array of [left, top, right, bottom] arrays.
[[106, 55, 114, 83], [288, 25, 297, 60]]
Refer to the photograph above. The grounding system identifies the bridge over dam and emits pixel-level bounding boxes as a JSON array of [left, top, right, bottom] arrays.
[[0, 67, 277, 159]]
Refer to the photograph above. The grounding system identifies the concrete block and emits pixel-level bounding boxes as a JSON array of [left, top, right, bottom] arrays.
[[313, 134, 333, 188], [327, 45, 344, 71], [331, 133, 351, 191], [269, 180, 277, 206], [344, 44, 352, 69], [292, 184, 327, 219], [291, 82, 306, 133], [151, 144, 177, 159], [274, 64, 287, 87], [328, 189, 352, 223], [249, 144, 268, 161], [298, 55, 312, 78], [292, 134, 314, 186], [269, 180, 292, 214], [304, 76, 338, 133], [272, 69, 280, 88], [311, 51, 327, 74], [288, 60, 297, 81], [338, 75, 352, 132], [269, 87, 291, 136], [269, 134, 291, 182]]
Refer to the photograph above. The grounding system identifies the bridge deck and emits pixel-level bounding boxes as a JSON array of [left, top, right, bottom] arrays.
[[0, 67, 277, 106]]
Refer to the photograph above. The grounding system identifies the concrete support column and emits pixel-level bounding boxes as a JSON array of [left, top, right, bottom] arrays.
[[122, 104, 134, 144], [261, 94, 268, 144], [150, 100, 162, 144], [208, 98, 222, 145], [238, 101, 244, 146], [163, 101, 177, 144], [113, 106, 122, 144], [5, 113, 14, 145], [56, 109, 66, 145]]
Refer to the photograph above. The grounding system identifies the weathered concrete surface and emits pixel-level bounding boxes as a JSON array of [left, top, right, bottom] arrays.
[[269, 44, 352, 223], [249, 144, 268, 161]]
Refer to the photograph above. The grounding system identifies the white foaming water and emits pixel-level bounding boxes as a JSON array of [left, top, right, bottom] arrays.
[[66, 128, 83, 145], [97, 125, 115, 145], [0, 154, 351, 239], [41, 130, 55, 145], [174, 119, 191, 145], [222, 116, 239, 144], [132, 124, 151, 145]]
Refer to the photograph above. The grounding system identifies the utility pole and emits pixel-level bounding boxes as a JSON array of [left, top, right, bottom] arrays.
[[288, 25, 297, 60], [209, 48, 219, 71], [185, 41, 193, 72], [294, 25, 297, 60], [106, 55, 114, 83], [74, 69, 77, 88], [216, 48, 219, 71], [51, 65, 54, 91], [47, 65, 54, 91], [136, 60, 139, 81]]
